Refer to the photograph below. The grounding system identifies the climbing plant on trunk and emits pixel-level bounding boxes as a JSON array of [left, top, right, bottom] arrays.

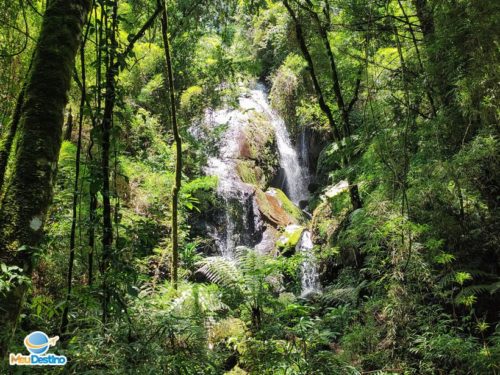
[[96, 0, 161, 324]]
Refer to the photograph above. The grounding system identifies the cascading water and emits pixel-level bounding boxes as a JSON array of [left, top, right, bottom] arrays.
[[296, 230, 321, 297], [245, 85, 310, 206], [202, 109, 263, 259], [201, 83, 321, 295], [247, 85, 321, 296]]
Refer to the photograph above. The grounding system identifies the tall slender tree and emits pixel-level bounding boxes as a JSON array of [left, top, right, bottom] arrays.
[[100, 0, 118, 327], [283, 0, 362, 209], [159, 0, 182, 289], [60, 12, 92, 336], [97, 1, 162, 322], [0, 0, 91, 353]]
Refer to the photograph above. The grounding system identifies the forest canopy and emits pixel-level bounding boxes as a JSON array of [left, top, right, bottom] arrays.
[[0, 0, 499, 373]]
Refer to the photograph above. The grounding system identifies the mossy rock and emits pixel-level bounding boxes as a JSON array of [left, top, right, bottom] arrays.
[[236, 160, 264, 186], [311, 195, 362, 268], [255, 187, 305, 227], [235, 112, 279, 189], [224, 367, 248, 375], [241, 113, 275, 159], [311, 181, 353, 244], [276, 224, 304, 249], [324, 180, 349, 199], [267, 188, 305, 223], [311, 200, 344, 246]]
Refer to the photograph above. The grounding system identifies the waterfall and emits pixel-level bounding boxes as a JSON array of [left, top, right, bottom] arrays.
[[249, 85, 320, 296], [200, 83, 321, 296], [203, 107, 263, 259], [200, 98, 263, 259], [243, 84, 310, 206], [296, 230, 321, 297]]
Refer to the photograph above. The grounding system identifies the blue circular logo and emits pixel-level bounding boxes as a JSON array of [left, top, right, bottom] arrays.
[[24, 331, 50, 355]]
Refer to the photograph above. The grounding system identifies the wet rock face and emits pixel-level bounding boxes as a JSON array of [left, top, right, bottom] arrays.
[[301, 128, 329, 178], [255, 188, 305, 227], [193, 84, 311, 263], [214, 192, 263, 258], [234, 111, 279, 189], [193, 87, 282, 257]]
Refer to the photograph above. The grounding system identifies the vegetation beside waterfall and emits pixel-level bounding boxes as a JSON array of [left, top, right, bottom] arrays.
[[0, 0, 499, 374]]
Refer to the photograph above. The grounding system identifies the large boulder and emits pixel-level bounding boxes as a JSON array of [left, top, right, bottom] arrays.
[[235, 112, 279, 189], [255, 187, 305, 227], [311, 181, 350, 245]]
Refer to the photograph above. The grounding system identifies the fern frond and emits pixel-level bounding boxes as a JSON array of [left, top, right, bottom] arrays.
[[489, 280, 500, 294], [197, 256, 243, 289], [437, 272, 457, 288], [321, 280, 366, 305], [454, 284, 493, 300], [460, 269, 496, 279], [169, 284, 228, 316]]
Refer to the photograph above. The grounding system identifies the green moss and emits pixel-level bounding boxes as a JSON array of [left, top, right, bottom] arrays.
[[268, 188, 305, 223], [276, 224, 304, 249], [239, 113, 279, 188], [311, 199, 345, 245], [0, 0, 91, 345], [236, 160, 261, 186], [255, 188, 273, 217], [256, 188, 306, 227]]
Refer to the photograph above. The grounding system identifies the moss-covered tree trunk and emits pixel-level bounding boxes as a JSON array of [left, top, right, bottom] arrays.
[[0, 0, 91, 354], [0, 83, 26, 193], [63, 108, 74, 141]]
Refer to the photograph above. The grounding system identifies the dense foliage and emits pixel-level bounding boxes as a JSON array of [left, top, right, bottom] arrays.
[[0, 0, 498, 374]]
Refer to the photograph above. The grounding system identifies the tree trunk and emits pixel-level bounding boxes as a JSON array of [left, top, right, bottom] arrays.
[[412, 0, 451, 110], [98, 0, 161, 321], [412, 0, 434, 41], [0, 52, 35, 193], [87, 3, 103, 288], [0, 0, 91, 354], [284, 0, 362, 209], [304, 0, 363, 209], [304, 0, 351, 136], [0, 82, 27, 193], [282, 0, 341, 141], [61, 17, 90, 336], [100, 0, 118, 326], [159, 0, 182, 289]]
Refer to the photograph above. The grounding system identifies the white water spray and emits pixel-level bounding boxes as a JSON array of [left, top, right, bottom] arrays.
[[201, 83, 321, 295], [241, 84, 310, 205], [296, 230, 321, 297]]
